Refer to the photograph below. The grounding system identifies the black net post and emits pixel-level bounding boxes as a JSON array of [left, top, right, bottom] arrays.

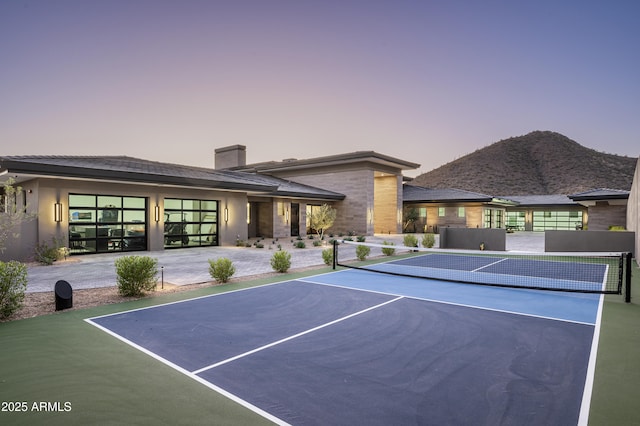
[[332, 240, 337, 270], [625, 253, 632, 303]]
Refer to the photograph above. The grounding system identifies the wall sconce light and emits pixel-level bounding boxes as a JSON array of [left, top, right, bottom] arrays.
[[154, 205, 160, 222], [285, 209, 289, 224], [224, 207, 229, 223], [54, 202, 62, 223], [247, 203, 251, 224]]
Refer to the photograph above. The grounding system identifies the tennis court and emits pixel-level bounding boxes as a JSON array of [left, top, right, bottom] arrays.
[[86, 249, 609, 425]]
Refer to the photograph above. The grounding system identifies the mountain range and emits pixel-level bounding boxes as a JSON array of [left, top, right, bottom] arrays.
[[411, 131, 637, 195]]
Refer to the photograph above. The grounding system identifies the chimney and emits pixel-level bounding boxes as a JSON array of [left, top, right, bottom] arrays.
[[215, 145, 246, 169]]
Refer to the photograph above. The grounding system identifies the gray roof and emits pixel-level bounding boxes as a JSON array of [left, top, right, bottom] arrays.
[[499, 194, 578, 206], [569, 188, 630, 201], [0, 156, 344, 200], [233, 150, 420, 172], [403, 185, 494, 202], [235, 172, 345, 200]]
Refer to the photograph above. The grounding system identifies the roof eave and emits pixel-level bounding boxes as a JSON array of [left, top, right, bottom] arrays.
[[0, 160, 277, 192]]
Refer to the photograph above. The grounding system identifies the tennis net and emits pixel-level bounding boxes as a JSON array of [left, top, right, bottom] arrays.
[[333, 240, 631, 295]]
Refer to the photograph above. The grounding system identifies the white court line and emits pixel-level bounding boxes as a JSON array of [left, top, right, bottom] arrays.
[[577, 293, 605, 426], [472, 257, 508, 272], [191, 295, 404, 375], [85, 317, 291, 426]]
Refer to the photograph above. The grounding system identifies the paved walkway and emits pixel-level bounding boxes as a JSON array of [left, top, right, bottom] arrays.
[[26, 232, 545, 293]]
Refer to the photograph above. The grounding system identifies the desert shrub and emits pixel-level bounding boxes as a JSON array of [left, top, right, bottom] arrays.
[[422, 233, 436, 248], [0, 261, 28, 319], [313, 240, 323, 247], [322, 248, 333, 266], [271, 250, 292, 273], [381, 241, 396, 256], [294, 241, 306, 249], [34, 237, 68, 265], [356, 235, 366, 242], [356, 245, 371, 261], [403, 234, 418, 248], [208, 258, 236, 283], [115, 256, 158, 297]]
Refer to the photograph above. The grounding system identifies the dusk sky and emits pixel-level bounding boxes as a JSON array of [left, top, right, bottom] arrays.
[[1, 1, 638, 176]]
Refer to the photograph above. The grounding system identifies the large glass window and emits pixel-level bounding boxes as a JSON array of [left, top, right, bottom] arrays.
[[483, 208, 504, 228], [164, 198, 218, 248], [68, 194, 147, 254]]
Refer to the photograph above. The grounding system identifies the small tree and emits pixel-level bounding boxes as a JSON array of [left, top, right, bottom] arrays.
[[310, 204, 337, 240], [0, 178, 37, 255], [403, 208, 419, 232]]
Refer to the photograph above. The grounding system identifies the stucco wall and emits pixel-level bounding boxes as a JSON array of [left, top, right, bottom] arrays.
[[545, 230, 635, 254], [627, 157, 639, 260], [2, 177, 250, 261], [439, 227, 506, 251]]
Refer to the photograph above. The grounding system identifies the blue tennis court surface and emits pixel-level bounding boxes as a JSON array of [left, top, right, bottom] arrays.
[[87, 270, 602, 425]]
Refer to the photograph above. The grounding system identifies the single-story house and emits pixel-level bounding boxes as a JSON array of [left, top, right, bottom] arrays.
[[0, 146, 418, 261], [403, 186, 630, 233], [0, 146, 632, 261]]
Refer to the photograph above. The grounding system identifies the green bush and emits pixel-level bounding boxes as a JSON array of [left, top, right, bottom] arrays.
[[270, 250, 292, 273], [208, 258, 236, 283], [381, 241, 396, 256], [356, 244, 371, 261], [0, 261, 28, 319], [34, 237, 68, 265], [322, 248, 333, 266], [403, 234, 418, 248], [356, 235, 366, 242], [294, 241, 306, 249], [114, 256, 158, 297], [422, 233, 436, 248]]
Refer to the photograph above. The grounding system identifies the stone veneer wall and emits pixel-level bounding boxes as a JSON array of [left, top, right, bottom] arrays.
[[587, 202, 628, 231], [278, 169, 375, 235]]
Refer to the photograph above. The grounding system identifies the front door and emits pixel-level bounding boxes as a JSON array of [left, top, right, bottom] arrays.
[[290, 203, 300, 237]]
